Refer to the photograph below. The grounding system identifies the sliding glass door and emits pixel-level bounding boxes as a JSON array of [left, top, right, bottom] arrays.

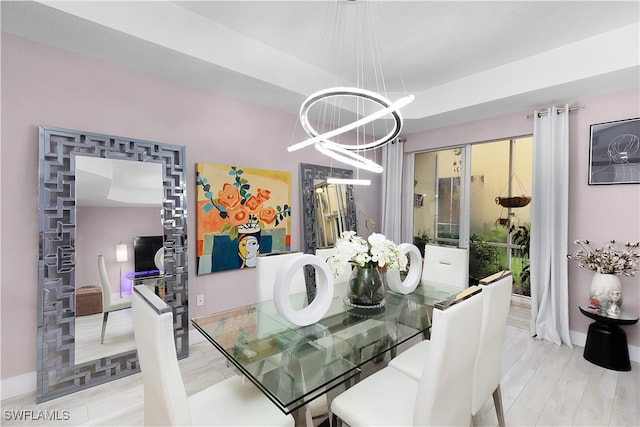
[[411, 137, 532, 295]]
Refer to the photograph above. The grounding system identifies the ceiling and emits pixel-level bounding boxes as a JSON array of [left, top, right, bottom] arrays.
[[2, 1, 639, 135]]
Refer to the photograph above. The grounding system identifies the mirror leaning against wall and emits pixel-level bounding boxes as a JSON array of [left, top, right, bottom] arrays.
[[299, 163, 357, 299], [37, 126, 188, 402]]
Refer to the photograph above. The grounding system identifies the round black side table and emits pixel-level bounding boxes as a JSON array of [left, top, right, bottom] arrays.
[[579, 305, 638, 371]]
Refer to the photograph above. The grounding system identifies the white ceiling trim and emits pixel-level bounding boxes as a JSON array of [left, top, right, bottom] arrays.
[[38, 1, 348, 95], [405, 23, 640, 120]]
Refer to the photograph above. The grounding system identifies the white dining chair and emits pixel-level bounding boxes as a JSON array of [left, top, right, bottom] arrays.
[[256, 251, 307, 302], [98, 254, 132, 344], [421, 244, 469, 290], [132, 285, 294, 427], [330, 286, 484, 426], [388, 271, 513, 427]]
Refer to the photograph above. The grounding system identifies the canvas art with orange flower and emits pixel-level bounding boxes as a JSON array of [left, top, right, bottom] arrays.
[[196, 163, 292, 274]]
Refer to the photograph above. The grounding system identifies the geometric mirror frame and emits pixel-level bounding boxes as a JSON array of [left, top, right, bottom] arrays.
[[299, 163, 356, 300], [37, 125, 188, 402]]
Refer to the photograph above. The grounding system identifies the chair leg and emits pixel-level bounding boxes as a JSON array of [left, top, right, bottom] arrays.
[[492, 385, 505, 427], [331, 412, 340, 427], [100, 312, 109, 344]]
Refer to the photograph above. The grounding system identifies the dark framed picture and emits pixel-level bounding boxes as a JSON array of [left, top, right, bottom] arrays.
[[589, 117, 640, 185]]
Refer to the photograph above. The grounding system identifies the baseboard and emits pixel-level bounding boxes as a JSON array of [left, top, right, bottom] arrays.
[[189, 328, 206, 345], [1, 371, 36, 401], [570, 330, 639, 363]]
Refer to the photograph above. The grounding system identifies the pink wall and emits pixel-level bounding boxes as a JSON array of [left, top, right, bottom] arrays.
[[0, 34, 381, 380], [404, 88, 640, 348], [1, 32, 637, 383]]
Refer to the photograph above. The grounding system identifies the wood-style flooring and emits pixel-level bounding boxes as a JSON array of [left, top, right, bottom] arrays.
[[2, 299, 638, 426]]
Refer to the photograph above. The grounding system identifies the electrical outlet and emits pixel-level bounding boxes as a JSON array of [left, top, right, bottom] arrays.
[[196, 294, 205, 306]]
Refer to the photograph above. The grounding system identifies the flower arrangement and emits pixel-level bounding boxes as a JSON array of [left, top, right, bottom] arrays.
[[328, 231, 408, 278], [567, 240, 640, 276], [196, 166, 291, 241]]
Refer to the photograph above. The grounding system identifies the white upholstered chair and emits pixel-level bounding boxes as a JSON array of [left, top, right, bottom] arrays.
[[388, 271, 513, 426], [421, 244, 469, 290], [330, 286, 484, 427], [132, 285, 294, 427], [256, 251, 307, 302], [98, 254, 132, 344]]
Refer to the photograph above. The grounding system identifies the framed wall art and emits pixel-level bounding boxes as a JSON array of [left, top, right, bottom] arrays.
[[589, 117, 640, 185], [196, 163, 292, 274]]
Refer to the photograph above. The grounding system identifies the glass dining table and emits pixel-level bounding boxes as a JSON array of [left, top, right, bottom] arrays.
[[191, 281, 459, 423]]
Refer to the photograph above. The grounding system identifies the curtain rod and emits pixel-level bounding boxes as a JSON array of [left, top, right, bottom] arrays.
[[526, 106, 580, 119]]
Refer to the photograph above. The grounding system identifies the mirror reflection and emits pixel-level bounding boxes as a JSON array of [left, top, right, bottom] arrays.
[[313, 181, 349, 247], [299, 163, 357, 298], [74, 156, 164, 365]]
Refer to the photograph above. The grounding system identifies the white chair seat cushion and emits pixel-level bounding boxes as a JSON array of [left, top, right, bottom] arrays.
[[388, 339, 431, 380], [331, 367, 418, 427], [107, 297, 131, 312], [189, 376, 293, 426]]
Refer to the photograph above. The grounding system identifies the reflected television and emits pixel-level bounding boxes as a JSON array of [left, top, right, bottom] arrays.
[[133, 235, 163, 273]]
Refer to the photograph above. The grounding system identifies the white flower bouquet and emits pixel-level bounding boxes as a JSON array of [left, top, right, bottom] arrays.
[[568, 240, 640, 276], [328, 231, 408, 277]]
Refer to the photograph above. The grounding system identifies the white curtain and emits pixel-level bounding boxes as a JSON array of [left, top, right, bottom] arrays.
[[530, 105, 572, 347], [381, 139, 404, 243]]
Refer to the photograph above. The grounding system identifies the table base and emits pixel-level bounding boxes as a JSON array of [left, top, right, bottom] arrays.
[[583, 321, 631, 371]]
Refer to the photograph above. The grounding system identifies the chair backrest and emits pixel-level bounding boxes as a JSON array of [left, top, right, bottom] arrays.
[[421, 244, 468, 289], [97, 255, 112, 309], [472, 270, 513, 414], [256, 251, 306, 302], [413, 286, 483, 426], [132, 285, 191, 427], [315, 247, 350, 285]]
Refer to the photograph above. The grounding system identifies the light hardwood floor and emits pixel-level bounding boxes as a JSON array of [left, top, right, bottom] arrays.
[[2, 300, 638, 426]]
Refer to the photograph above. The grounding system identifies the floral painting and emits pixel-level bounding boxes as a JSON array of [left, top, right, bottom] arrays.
[[196, 163, 292, 274]]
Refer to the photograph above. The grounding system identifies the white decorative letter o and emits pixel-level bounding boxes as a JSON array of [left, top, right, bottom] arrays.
[[273, 254, 334, 326], [386, 243, 422, 295]]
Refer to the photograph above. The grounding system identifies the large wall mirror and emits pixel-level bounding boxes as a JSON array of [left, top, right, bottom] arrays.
[[299, 163, 357, 298], [37, 126, 188, 402]]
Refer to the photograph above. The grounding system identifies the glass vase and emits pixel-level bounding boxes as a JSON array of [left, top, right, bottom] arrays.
[[348, 264, 386, 306]]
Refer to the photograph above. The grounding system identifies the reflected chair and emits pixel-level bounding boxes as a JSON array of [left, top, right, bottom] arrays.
[[388, 271, 513, 427], [421, 244, 469, 290], [132, 285, 294, 427], [330, 286, 484, 426], [98, 254, 132, 344]]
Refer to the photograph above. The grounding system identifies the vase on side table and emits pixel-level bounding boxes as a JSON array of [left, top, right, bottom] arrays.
[[348, 264, 386, 306], [590, 272, 622, 314]]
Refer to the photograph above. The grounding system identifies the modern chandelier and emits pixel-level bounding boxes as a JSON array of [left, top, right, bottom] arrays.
[[287, 0, 414, 180]]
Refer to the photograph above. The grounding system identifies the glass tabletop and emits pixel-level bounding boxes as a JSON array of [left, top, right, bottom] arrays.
[[191, 281, 457, 414]]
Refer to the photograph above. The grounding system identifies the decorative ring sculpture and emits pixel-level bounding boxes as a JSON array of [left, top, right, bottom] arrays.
[[274, 254, 334, 326], [386, 243, 422, 295]]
